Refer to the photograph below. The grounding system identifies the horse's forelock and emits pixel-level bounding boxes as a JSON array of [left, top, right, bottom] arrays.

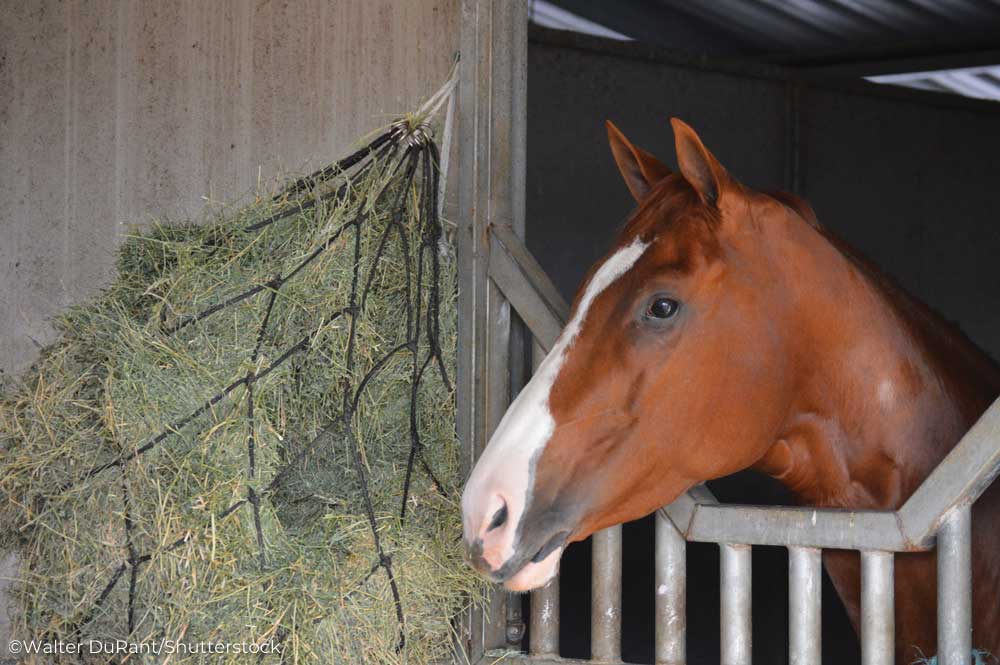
[[620, 173, 723, 244]]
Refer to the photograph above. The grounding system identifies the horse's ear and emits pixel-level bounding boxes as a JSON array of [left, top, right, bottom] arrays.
[[606, 120, 672, 202], [670, 118, 728, 206]]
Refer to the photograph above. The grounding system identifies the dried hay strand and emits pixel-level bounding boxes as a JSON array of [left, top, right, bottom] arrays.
[[0, 103, 484, 663]]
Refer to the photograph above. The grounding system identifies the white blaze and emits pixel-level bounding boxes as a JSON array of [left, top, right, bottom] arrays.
[[462, 238, 649, 567]]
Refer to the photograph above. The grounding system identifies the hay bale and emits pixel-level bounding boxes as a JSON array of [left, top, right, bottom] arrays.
[[0, 116, 484, 663]]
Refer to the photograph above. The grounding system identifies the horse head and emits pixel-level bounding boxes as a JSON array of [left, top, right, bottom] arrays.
[[461, 118, 826, 591]]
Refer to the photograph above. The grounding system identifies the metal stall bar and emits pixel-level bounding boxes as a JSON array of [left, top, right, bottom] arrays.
[[456, 0, 529, 657], [530, 577, 560, 657], [677, 503, 910, 551], [788, 547, 822, 665], [937, 505, 972, 665], [655, 511, 686, 665], [529, 337, 560, 657], [592, 526, 624, 661], [898, 395, 1000, 547], [721, 543, 753, 665], [860, 551, 894, 665], [490, 224, 570, 348]]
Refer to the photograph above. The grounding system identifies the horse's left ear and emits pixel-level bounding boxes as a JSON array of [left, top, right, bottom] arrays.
[[606, 120, 672, 202], [670, 118, 729, 206]]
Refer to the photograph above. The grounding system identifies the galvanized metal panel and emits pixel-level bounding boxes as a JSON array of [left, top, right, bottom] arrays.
[[456, 0, 529, 655], [591, 526, 623, 661], [937, 505, 973, 665], [684, 503, 912, 552], [788, 547, 822, 665], [720, 543, 753, 665], [898, 396, 1000, 547], [655, 511, 686, 665], [860, 551, 894, 665], [489, 225, 570, 353], [529, 338, 560, 657]]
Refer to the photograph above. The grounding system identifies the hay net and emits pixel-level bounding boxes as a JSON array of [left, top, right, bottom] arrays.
[[0, 91, 482, 663]]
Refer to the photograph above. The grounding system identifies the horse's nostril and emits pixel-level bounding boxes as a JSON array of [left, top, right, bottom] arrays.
[[486, 502, 508, 533]]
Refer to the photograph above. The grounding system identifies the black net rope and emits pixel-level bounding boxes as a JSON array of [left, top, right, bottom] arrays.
[[57, 120, 452, 655]]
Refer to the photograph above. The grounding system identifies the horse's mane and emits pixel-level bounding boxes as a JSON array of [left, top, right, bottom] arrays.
[[815, 213, 1000, 417]]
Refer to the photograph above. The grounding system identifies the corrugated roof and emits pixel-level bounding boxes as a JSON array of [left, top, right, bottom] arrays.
[[868, 65, 1000, 101], [532, 0, 1000, 102]]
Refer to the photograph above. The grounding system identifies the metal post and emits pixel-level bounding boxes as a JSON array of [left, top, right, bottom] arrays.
[[720, 543, 752, 665], [456, 0, 528, 656], [861, 551, 894, 665], [592, 526, 623, 662], [655, 511, 686, 665], [531, 577, 560, 656], [788, 546, 822, 665], [937, 505, 972, 665], [529, 337, 560, 656]]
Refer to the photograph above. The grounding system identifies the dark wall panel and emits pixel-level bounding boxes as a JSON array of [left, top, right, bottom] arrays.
[[527, 41, 789, 300], [799, 88, 1000, 359]]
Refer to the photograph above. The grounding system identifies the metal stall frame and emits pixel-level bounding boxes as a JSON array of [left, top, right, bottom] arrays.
[[455, 1, 1000, 663], [457, 0, 529, 659]]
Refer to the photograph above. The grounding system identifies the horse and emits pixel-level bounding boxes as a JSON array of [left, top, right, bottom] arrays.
[[460, 117, 1000, 662]]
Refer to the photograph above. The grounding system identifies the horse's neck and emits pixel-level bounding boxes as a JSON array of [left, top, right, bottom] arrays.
[[756, 227, 1000, 510]]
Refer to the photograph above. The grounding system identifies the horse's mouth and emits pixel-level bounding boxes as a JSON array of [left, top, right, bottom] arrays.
[[531, 530, 569, 563], [494, 530, 570, 592]]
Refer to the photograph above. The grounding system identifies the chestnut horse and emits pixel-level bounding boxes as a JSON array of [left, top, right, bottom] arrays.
[[461, 118, 1000, 662]]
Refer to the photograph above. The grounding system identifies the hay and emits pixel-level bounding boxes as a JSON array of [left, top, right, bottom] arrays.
[[0, 105, 484, 663]]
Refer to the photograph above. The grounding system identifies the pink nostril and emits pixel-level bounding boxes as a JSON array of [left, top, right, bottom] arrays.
[[470, 494, 516, 572]]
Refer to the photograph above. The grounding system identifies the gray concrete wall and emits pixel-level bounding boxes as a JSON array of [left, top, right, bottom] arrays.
[[0, 0, 459, 380]]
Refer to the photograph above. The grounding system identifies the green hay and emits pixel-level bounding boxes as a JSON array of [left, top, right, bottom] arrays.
[[0, 118, 484, 663]]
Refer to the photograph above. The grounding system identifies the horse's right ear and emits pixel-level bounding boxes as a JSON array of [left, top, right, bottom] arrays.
[[606, 120, 672, 202]]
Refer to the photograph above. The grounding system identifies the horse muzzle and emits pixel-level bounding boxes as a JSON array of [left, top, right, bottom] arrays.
[[464, 529, 569, 591]]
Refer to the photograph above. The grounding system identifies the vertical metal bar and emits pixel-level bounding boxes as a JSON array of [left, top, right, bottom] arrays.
[[860, 550, 894, 665], [788, 547, 822, 665], [655, 511, 686, 665], [720, 543, 752, 665], [937, 505, 972, 665], [592, 526, 623, 662], [455, 0, 528, 656], [531, 577, 560, 656], [487, 282, 514, 647], [529, 338, 559, 656]]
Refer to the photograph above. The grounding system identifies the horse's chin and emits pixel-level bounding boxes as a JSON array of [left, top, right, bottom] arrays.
[[502, 546, 563, 592]]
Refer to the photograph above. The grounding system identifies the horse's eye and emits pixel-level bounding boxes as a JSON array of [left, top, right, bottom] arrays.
[[646, 297, 679, 320]]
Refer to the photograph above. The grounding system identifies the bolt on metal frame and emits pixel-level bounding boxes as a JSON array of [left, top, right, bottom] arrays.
[[456, 1, 1000, 663]]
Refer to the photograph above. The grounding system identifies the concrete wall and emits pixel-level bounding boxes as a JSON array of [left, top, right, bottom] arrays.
[[526, 30, 1000, 664], [0, 0, 459, 380]]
